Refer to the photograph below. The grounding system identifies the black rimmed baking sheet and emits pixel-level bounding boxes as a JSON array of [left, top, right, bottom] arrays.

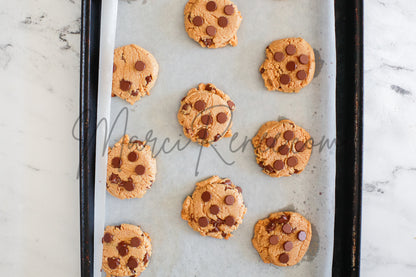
[[79, 0, 362, 276]]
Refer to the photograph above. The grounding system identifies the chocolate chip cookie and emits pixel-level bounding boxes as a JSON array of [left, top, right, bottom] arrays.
[[177, 83, 236, 147], [260, 38, 315, 93], [181, 176, 246, 239], [184, 0, 242, 48], [112, 44, 159, 104], [252, 212, 312, 267], [107, 135, 156, 199], [102, 224, 152, 276], [252, 120, 312, 178]]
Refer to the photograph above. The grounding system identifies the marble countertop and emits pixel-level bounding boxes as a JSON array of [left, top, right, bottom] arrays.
[[0, 0, 414, 276]]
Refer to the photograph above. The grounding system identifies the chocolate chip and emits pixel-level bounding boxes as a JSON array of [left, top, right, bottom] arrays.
[[278, 145, 289, 155], [197, 129, 208, 139], [224, 195, 235, 205], [227, 100, 235, 110], [236, 186, 242, 193], [135, 61, 145, 71], [107, 257, 120, 269], [260, 68, 265, 74], [116, 241, 129, 256], [130, 237, 141, 247], [264, 165, 275, 173], [279, 253, 290, 263], [127, 256, 138, 270], [295, 141, 305, 152], [194, 100, 206, 111], [103, 232, 113, 243], [297, 70, 307, 80], [286, 44, 297, 55], [280, 74, 291, 85], [143, 252, 149, 265], [286, 61, 297, 71], [282, 223, 293, 234], [113, 63, 117, 72], [273, 160, 284, 170], [203, 39, 213, 47], [274, 52, 284, 62], [206, 26, 217, 36], [135, 165, 146, 175], [201, 191, 211, 202], [265, 137, 276, 148], [287, 156, 298, 167], [214, 134, 221, 141], [111, 157, 122, 168], [299, 54, 309, 64], [122, 178, 135, 191], [283, 130, 294, 141], [109, 173, 121, 184], [206, 1, 217, 11], [198, 216, 209, 227], [201, 114, 213, 125], [182, 103, 190, 110], [277, 215, 289, 224], [216, 112, 227, 123], [266, 221, 276, 232], [223, 179, 232, 185], [224, 4, 235, 15], [298, 231, 307, 241], [120, 79, 131, 91], [131, 90, 138, 96], [192, 16, 204, 26], [218, 16, 228, 28], [225, 216, 235, 226], [284, 241, 293, 251], [145, 75, 152, 84], [269, 235, 279, 245], [210, 205, 220, 215], [128, 152, 138, 162]]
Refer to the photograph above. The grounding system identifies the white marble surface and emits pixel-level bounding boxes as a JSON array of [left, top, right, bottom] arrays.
[[0, 0, 415, 276]]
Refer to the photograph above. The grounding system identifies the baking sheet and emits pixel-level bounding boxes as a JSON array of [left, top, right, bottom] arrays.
[[96, 0, 336, 276]]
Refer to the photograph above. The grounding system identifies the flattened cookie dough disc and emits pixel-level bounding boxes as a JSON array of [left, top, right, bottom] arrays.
[[184, 0, 242, 48], [181, 176, 246, 239], [260, 38, 315, 93], [107, 135, 156, 199], [113, 44, 159, 104], [252, 212, 312, 267], [102, 224, 152, 276], [178, 83, 236, 147], [252, 120, 312, 178]]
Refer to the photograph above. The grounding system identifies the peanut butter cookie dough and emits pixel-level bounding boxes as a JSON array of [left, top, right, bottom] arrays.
[[252, 212, 312, 267], [102, 224, 152, 276], [181, 176, 246, 239], [260, 38, 315, 93], [112, 44, 159, 104], [107, 135, 156, 199], [252, 120, 312, 178], [177, 83, 235, 147], [184, 0, 242, 48]]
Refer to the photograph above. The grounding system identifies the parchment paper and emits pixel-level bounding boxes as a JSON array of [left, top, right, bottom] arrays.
[[96, 0, 336, 276]]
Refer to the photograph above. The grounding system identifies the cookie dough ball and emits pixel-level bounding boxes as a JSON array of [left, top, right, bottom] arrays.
[[181, 176, 246, 239], [102, 224, 152, 276], [178, 83, 236, 147], [252, 212, 312, 267], [184, 0, 242, 48], [252, 120, 312, 178], [107, 135, 156, 199], [112, 44, 159, 104], [260, 38, 315, 93]]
